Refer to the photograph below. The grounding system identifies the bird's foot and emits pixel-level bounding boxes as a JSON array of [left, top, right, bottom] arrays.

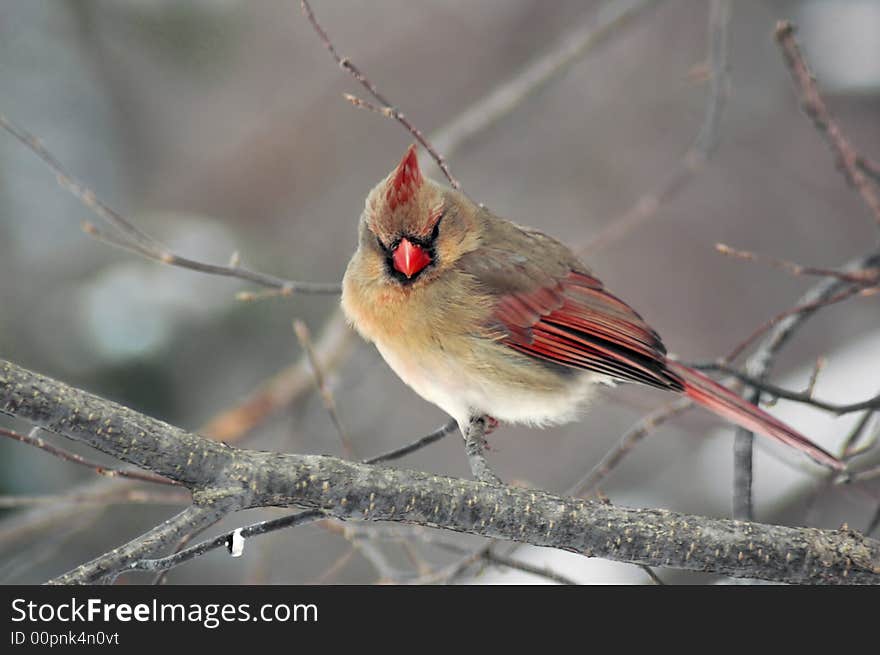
[[462, 415, 502, 485]]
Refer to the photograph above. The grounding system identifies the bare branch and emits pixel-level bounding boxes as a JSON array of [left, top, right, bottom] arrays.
[[0, 489, 189, 508], [201, 309, 355, 443], [49, 505, 227, 585], [731, 250, 880, 519], [579, 0, 730, 255], [3, 358, 878, 585], [124, 510, 324, 578], [775, 21, 880, 228], [856, 156, 880, 185], [1, 427, 178, 486], [569, 397, 695, 497], [300, 0, 460, 190], [842, 411, 878, 460], [152, 530, 199, 585], [429, 538, 580, 585], [431, 0, 663, 159], [724, 284, 871, 364], [0, 114, 164, 250], [0, 113, 341, 295], [293, 320, 354, 458], [715, 243, 879, 286], [363, 419, 457, 465]]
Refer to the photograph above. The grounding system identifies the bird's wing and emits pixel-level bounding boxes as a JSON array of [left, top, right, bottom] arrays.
[[458, 222, 682, 391]]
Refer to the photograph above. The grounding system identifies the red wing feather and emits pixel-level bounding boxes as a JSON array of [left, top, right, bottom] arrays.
[[484, 264, 844, 470], [494, 271, 683, 391]]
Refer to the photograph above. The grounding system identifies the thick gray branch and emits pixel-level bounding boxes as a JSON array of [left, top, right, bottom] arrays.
[[2, 359, 878, 584]]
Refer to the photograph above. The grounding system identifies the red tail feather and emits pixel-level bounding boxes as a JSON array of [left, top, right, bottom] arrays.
[[666, 361, 844, 471]]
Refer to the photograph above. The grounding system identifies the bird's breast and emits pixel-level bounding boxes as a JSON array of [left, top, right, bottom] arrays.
[[342, 261, 601, 427]]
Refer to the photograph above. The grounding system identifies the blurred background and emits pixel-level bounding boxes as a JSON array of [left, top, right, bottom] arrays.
[[0, 0, 878, 584]]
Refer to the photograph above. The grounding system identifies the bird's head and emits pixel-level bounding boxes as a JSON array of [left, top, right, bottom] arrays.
[[359, 145, 480, 286]]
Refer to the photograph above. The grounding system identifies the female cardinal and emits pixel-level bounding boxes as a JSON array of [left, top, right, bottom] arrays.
[[341, 145, 843, 472]]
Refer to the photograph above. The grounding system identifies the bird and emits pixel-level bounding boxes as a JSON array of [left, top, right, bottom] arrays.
[[341, 145, 844, 472]]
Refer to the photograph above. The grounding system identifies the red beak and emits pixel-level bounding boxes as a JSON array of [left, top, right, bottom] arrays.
[[392, 238, 432, 278]]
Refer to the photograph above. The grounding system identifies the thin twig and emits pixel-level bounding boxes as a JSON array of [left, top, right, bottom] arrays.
[[715, 243, 879, 286], [0, 113, 341, 296], [430, 539, 579, 585], [801, 408, 878, 529], [640, 566, 666, 585], [312, 546, 357, 584], [0, 114, 163, 249], [48, 505, 228, 585], [152, 530, 199, 586], [300, 0, 460, 190], [579, 0, 731, 255], [724, 285, 869, 363], [847, 466, 880, 485], [696, 365, 880, 416], [364, 419, 457, 465], [775, 21, 880, 227], [1, 427, 178, 486], [0, 513, 103, 584], [842, 411, 878, 460], [729, 251, 880, 520], [430, 0, 663, 159], [804, 356, 826, 400], [355, 539, 406, 583], [856, 156, 880, 185], [0, 490, 189, 508], [201, 309, 355, 443], [569, 397, 695, 497], [399, 540, 433, 578], [293, 320, 354, 458], [125, 510, 324, 575]]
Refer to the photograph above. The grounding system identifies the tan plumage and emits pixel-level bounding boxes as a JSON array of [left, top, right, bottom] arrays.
[[341, 145, 844, 471]]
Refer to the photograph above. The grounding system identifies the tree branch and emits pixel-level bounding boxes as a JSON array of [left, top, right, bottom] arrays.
[[49, 505, 226, 585], [126, 510, 325, 578], [0, 113, 341, 296], [300, 0, 460, 190], [775, 21, 880, 228], [1, 427, 177, 486], [731, 251, 880, 520], [579, 0, 731, 255], [430, 0, 663, 160], [2, 359, 878, 584]]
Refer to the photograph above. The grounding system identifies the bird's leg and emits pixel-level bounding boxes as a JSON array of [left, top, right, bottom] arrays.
[[461, 415, 502, 485]]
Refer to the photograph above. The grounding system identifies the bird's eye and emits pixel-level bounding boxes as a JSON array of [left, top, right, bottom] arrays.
[[431, 212, 443, 241]]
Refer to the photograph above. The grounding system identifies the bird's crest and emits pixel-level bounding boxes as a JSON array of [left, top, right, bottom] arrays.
[[385, 144, 423, 211]]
